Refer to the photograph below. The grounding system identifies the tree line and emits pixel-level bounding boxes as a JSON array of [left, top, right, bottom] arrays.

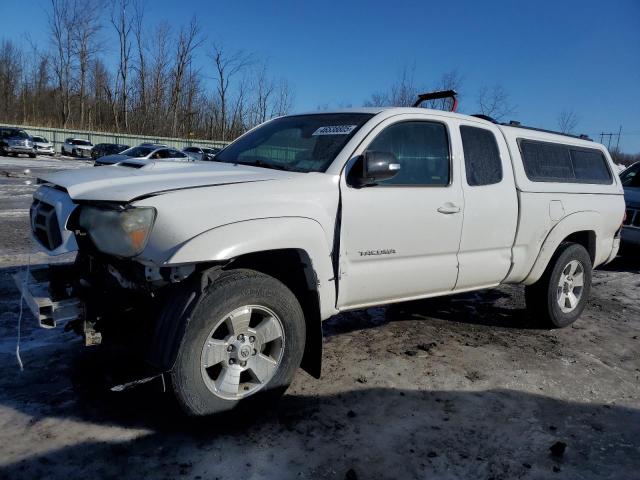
[[0, 0, 294, 141], [0, 2, 636, 159]]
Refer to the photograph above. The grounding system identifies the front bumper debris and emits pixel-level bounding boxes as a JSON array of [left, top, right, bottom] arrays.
[[13, 266, 84, 329]]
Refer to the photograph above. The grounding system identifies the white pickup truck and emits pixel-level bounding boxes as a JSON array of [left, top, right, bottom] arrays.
[[21, 106, 625, 416]]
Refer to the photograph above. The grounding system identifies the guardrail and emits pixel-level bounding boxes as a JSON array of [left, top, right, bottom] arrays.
[[1, 123, 231, 152]]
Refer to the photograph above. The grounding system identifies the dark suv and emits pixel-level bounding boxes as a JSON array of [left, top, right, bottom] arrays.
[[0, 127, 35, 158], [91, 143, 130, 160], [620, 162, 640, 249]]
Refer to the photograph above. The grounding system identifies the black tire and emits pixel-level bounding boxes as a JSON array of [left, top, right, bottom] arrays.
[[525, 243, 592, 328], [170, 269, 306, 416], [29, 153, 36, 158]]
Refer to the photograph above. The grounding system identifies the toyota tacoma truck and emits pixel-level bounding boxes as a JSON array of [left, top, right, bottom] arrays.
[[19, 104, 625, 416]]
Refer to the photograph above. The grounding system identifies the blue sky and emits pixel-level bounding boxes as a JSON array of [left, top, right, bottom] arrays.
[[1, 0, 639, 151]]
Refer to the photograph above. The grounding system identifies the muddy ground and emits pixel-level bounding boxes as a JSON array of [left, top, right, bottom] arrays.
[[0, 155, 638, 480]]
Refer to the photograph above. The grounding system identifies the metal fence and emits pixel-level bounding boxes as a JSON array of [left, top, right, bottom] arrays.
[[2, 123, 231, 152]]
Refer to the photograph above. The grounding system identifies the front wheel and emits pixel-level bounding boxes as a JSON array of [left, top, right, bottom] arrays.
[[525, 243, 592, 328], [170, 269, 306, 416]]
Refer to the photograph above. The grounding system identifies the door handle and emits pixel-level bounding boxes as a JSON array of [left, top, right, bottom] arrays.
[[437, 203, 461, 214]]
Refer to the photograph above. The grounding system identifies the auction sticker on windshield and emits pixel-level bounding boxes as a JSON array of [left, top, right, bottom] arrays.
[[312, 125, 358, 135]]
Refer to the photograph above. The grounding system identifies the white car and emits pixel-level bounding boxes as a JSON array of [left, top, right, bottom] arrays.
[[61, 138, 93, 157], [94, 145, 191, 166], [31, 136, 55, 155], [183, 146, 221, 161], [20, 106, 624, 416]]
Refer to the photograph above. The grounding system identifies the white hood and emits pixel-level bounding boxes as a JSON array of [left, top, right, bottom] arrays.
[[39, 161, 300, 202]]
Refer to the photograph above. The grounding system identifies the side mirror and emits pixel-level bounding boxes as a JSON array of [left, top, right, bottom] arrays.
[[351, 151, 401, 187]]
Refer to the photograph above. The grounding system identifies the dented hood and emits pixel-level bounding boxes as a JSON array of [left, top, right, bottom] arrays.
[[39, 161, 299, 202]]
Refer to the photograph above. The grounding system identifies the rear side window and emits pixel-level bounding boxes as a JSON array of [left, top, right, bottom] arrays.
[[519, 139, 612, 184], [460, 126, 502, 186]]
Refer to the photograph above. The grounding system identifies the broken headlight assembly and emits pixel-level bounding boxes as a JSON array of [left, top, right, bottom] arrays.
[[78, 205, 156, 257]]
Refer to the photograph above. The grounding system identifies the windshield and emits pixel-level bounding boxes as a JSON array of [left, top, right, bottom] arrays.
[[32, 136, 47, 142], [72, 139, 92, 146], [121, 146, 154, 157], [215, 113, 374, 172], [3, 129, 29, 139]]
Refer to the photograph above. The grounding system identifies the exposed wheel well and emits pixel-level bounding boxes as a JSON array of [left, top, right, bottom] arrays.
[[563, 230, 596, 264], [228, 249, 323, 378]]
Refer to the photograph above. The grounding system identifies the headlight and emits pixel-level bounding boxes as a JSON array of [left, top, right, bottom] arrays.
[[78, 206, 156, 257]]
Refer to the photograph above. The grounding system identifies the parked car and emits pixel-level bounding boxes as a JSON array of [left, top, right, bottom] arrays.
[[61, 138, 93, 157], [19, 107, 624, 417], [91, 143, 129, 160], [0, 127, 35, 157], [620, 162, 640, 249], [94, 145, 191, 166], [31, 136, 55, 155], [183, 146, 221, 161]]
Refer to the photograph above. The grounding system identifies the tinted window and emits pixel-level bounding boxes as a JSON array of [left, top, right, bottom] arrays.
[[620, 163, 640, 187], [152, 149, 171, 159], [3, 129, 29, 138], [460, 126, 502, 186], [184, 147, 198, 153], [365, 121, 450, 186], [520, 140, 612, 184]]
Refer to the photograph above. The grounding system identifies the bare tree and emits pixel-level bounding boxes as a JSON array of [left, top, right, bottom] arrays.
[[365, 64, 418, 107], [365, 67, 462, 110], [211, 44, 253, 140], [73, 0, 103, 128], [48, 0, 75, 127], [0, 40, 23, 120], [557, 109, 579, 134], [476, 84, 516, 121], [169, 17, 202, 136], [111, 0, 133, 130], [147, 22, 171, 132], [132, 0, 148, 130], [272, 78, 294, 117], [0, 4, 300, 141], [422, 69, 463, 110], [249, 62, 275, 126]]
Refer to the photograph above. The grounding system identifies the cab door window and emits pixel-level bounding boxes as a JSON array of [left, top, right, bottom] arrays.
[[365, 121, 450, 186]]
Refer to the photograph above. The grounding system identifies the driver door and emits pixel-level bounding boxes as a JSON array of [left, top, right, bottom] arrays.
[[337, 114, 464, 309]]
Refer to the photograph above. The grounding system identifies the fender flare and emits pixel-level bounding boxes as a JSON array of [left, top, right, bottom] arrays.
[[523, 211, 601, 285], [165, 216, 336, 317]]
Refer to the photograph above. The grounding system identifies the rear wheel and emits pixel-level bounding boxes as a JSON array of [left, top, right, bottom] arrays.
[[170, 269, 306, 416], [525, 243, 592, 328]]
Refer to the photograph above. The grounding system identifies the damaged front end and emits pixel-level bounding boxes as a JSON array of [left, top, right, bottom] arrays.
[[18, 183, 199, 371]]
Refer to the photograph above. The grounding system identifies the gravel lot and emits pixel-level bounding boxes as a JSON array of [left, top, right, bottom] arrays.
[[0, 155, 638, 480]]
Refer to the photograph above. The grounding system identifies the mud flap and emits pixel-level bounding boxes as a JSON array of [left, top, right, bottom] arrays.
[[146, 268, 216, 370], [147, 266, 324, 378]]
